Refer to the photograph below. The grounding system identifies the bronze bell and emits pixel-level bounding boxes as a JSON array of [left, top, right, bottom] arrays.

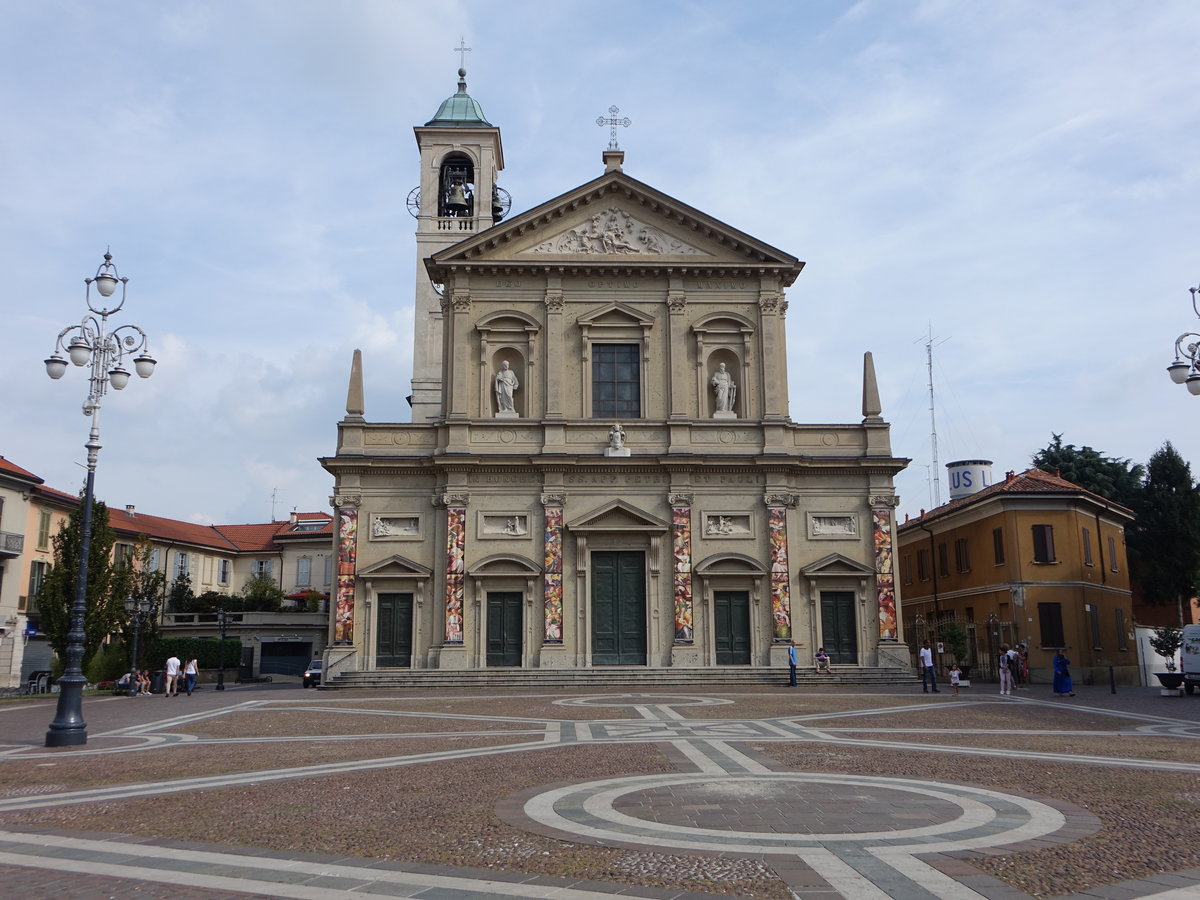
[[444, 183, 469, 213]]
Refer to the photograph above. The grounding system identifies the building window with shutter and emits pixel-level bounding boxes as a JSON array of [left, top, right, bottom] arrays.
[[1089, 604, 1102, 650], [218, 559, 231, 585], [902, 553, 912, 585], [917, 548, 931, 581], [174, 551, 190, 579], [323, 556, 333, 586], [1038, 602, 1065, 648], [37, 510, 52, 550], [1108, 535, 1118, 572], [296, 557, 312, 587], [253, 559, 273, 579], [1116, 608, 1128, 650], [937, 543, 949, 578], [992, 527, 1005, 565], [1032, 524, 1056, 563], [954, 538, 970, 573], [1082, 528, 1093, 566]]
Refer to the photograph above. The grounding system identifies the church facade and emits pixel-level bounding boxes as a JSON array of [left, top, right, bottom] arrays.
[[320, 70, 909, 678]]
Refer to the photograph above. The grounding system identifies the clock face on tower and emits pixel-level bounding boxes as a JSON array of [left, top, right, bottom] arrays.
[[406, 187, 421, 218]]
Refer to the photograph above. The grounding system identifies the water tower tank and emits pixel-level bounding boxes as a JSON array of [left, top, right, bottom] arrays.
[[946, 459, 994, 500]]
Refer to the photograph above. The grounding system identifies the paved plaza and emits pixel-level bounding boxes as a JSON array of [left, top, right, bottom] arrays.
[[2, 682, 1200, 899]]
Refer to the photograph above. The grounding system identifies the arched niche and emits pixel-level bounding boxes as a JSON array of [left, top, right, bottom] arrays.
[[693, 313, 754, 419], [478, 310, 539, 418], [437, 151, 476, 218]]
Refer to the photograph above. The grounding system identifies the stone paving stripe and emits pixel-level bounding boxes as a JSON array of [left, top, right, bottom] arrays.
[[870, 848, 991, 899], [802, 847, 894, 900], [0, 832, 714, 899]]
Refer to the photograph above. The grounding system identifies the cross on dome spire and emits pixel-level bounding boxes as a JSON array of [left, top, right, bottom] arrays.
[[596, 104, 631, 150], [454, 36, 471, 70]]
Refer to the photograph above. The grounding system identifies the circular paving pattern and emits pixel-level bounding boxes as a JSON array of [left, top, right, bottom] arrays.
[[553, 694, 734, 709], [522, 771, 1070, 856]]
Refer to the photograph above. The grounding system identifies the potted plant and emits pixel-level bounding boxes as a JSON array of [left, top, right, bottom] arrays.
[[1150, 625, 1185, 692]]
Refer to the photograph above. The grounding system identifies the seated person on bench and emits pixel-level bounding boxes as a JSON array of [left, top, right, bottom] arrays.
[[814, 648, 832, 674]]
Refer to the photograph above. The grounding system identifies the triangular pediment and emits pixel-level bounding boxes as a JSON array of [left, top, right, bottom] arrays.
[[567, 499, 669, 532], [427, 170, 802, 278], [358, 554, 433, 579], [799, 553, 877, 578]]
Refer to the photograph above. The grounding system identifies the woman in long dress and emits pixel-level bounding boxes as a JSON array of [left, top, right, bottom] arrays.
[[1052, 650, 1074, 696]]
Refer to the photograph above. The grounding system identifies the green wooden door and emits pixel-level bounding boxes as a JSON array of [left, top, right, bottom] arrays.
[[820, 591, 858, 664], [486, 592, 523, 667], [714, 590, 751, 665], [591, 551, 647, 665], [377, 593, 413, 668]]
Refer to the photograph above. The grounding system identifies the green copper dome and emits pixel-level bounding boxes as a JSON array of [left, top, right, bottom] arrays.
[[425, 68, 492, 127]]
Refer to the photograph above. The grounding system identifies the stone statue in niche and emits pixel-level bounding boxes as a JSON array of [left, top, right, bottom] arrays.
[[710, 516, 733, 535], [494, 361, 519, 418], [503, 517, 525, 535], [604, 423, 630, 457], [710, 363, 737, 418]]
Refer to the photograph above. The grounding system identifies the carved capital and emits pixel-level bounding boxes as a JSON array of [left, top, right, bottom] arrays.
[[331, 494, 361, 509], [451, 290, 471, 313], [758, 291, 784, 313], [544, 289, 565, 311], [870, 495, 898, 509], [764, 492, 798, 508], [438, 294, 450, 313], [541, 491, 566, 507], [668, 492, 694, 506], [442, 492, 470, 508], [666, 291, 687, 312]]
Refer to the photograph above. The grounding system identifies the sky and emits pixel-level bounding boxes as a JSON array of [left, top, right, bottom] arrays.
[[3, 0, 1199, 527]]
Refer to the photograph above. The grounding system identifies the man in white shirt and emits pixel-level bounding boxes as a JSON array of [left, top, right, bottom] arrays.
[[164, 654, 181, 697], [919, 639, 940, 693]]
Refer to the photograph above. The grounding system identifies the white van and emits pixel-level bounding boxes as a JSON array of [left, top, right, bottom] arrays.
[[1181, 625, 1200, 694]]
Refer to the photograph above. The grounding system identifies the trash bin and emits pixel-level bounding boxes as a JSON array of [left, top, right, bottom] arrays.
[[151, 669, 165, 694]]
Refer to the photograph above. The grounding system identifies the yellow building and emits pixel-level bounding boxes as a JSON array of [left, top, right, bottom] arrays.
[[897, 466, 1137, 685]]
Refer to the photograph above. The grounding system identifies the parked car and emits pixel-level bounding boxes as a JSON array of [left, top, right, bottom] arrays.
[[1181, 625, 1200, 695], [302, 659, 322, 688]]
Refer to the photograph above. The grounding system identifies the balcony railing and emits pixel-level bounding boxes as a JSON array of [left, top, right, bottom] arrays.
[[0, 531, 23, 558]]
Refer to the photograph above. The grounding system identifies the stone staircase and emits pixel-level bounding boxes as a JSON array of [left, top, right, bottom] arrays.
[[320, 666, 918, 691]]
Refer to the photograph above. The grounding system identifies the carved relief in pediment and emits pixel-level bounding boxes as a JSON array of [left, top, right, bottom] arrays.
[[526, 208, 707, 256]]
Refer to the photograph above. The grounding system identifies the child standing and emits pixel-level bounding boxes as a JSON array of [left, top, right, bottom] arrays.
[[948, 663, 961, 696]]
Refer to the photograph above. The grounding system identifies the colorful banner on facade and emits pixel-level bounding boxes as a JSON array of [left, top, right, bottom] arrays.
[[445, 506, 466, 643], [671, 504, 693, 642], [768, 505, 791, 640], [334, 508, 358, 643], [873, 507, 898, 641], [543, 506, 564, 642]]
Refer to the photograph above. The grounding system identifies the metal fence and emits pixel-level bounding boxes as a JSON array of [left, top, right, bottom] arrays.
[[903, 614, 1021, 681]]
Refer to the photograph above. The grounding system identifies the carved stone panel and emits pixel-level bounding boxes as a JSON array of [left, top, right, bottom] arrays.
[[369, 514, 421, 541], [807, 513, 859, 540], [702, 513, 753, 538], [478, 513, 531, 538], [526, 208, 707, 256]]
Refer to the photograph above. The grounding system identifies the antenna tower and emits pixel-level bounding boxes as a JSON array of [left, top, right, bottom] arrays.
[[923, 326, 949, 507], [271, 487, 278, 521]]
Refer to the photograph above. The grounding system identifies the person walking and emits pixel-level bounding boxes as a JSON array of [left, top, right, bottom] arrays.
[[164, 653, 181, 697], [1052, 649, 1075, 697], [183, 655, 198, 696], [998, 644, 1014, 695], [919, 639, 939, 692], [787, 641, 798, 686]]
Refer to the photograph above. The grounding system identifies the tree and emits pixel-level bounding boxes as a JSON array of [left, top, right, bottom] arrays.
[[37, 496, 130, 671], [1031, 433, 1144, 508], [167, 572, 195, 613], [123, 538, 167, 669], [1128, 442, 1200, 623], [240, 573, 284, 612]]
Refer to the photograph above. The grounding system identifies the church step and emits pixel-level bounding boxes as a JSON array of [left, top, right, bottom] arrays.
[[320, 667, 918, 690]]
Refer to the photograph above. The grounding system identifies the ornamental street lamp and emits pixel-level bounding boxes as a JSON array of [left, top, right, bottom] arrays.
[[1166, 283, 1200, 395], [123, 595, 152, 697], [44, 250, 156, 747], [216, 608, 229, 691]]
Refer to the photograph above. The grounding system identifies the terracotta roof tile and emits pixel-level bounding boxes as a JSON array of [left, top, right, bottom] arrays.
[[899, 466, 1134, 530], [107, 508, 239, 551], [0, 456, 44, 484]]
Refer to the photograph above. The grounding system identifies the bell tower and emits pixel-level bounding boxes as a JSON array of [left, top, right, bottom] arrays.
[[408, 66, 506, 423]]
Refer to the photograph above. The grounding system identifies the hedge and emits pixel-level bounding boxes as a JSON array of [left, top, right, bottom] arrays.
[[145, 637, 242, 670]]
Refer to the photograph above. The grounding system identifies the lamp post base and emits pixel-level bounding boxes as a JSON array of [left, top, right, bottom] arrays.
[[45, 677, 88, 747]]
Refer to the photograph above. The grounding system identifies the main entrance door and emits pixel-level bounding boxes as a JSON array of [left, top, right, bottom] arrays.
[[377, 593, 413, 667], [820, 591, 858, 664], [713, 590, 751, 665], [591, 551, 647, 665], [486, 592, 523, 667]]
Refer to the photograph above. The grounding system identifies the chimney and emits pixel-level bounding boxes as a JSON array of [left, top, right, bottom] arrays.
[[125, 505, 136, 517], [289, 511, 298, 525]]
